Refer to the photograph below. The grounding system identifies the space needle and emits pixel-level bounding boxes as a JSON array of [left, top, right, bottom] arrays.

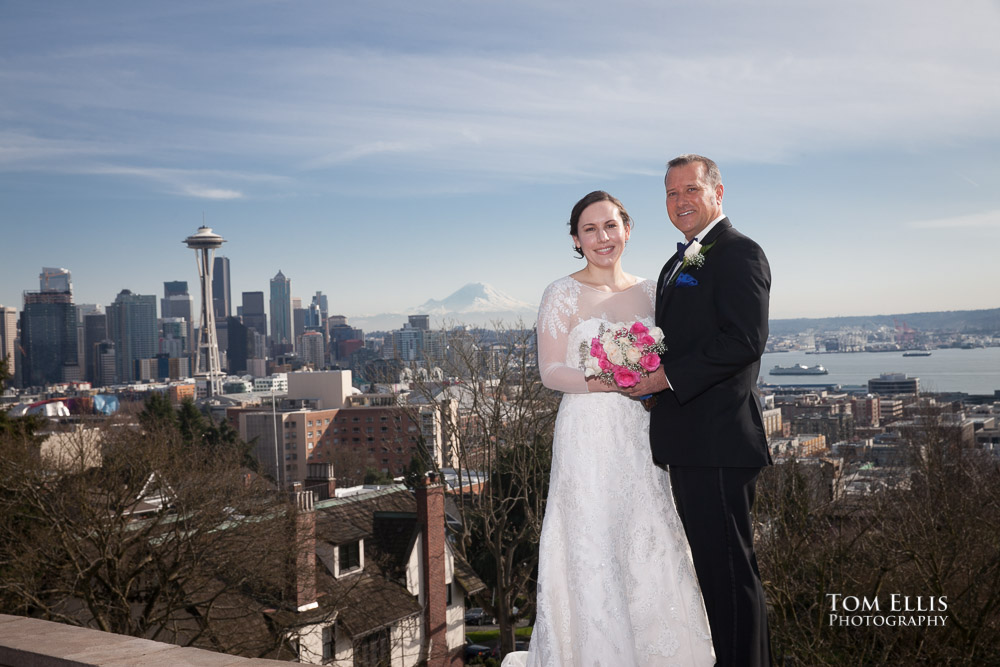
[[184, 226, 226, 398]]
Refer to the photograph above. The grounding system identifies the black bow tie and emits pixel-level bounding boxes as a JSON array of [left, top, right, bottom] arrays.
[[677, 240, 693, 256]]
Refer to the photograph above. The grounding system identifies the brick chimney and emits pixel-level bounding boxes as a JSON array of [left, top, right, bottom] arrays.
[[415, 472, 449, 666], [304, 462, 336, 501], [289, 489, 318, 612]]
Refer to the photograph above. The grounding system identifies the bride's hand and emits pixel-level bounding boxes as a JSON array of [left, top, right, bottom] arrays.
[[586, 376, 618, 393]]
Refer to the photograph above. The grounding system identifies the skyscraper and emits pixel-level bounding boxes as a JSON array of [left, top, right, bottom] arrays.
[[160, 317, 189, 359], [226, 316, 249, 374], [82, 311, 107, 384], [94, 340, 117, 387], [311, 291, 329, 321], [270, 270, 292, 354], [1, 305, 19, 381], [293, 302, 307, 347], [164, 281, 188, 298], [300, 330, 325, 369], [212, 256, 231, 321], [20, 290, 78, 387], [242, 291, 267, 338], [106, 289, 157, 384], [161, 281, 193, 322]]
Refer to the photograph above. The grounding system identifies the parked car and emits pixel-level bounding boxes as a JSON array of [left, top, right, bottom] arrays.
[[465, 641, 491, 661], [464, 607, 494, 625], [491, 640, 529, 658]]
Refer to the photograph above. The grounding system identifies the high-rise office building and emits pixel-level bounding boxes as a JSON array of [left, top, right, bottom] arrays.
[[94, 340, 117, 387], [106, 289, 158, 384], [226, 316, 249, 374], [329, 319, 364, 361], [39, 267, 72, 293], [82, 311, 108, 384], [75, 304, 100, 385], [242, 291, 267, 337], [408, 314, 430, 331], [311, 291, 328, 321], [164, 281, 187, 298], [160, 317, 189, 359], [212, 257, 231, 358], [270, 270, 292, 353], [300, 331, 326, 369], [390, 324, 423, 362], [20, 290, 78, 387], [160, 281, 193, 355], [293, 304, 307, 346], [0, 305, 19, 381], [161, 281, 193, 321], [305, 302, 322, 328], [212, 256, 231, 321]]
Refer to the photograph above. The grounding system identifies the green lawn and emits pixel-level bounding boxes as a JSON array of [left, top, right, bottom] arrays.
[[466, 627, 533, 644]]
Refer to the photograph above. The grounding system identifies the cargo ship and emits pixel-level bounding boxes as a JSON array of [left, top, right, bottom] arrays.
[[769, 363, 829, 375]]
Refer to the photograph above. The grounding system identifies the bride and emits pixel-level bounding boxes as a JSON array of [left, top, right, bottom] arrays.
[[502, 191, 714, 666]]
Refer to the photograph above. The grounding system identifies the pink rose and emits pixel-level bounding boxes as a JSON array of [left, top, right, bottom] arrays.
[[629, 321, 649, 336], [636, 333, 655, 347], [614, 366, 641, 388], [590, 338, 607, 360], [598, 357, 613, 372], [640, 353, 661, 372]]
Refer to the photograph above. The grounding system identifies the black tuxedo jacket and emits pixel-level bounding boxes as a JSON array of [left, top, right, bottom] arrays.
[[651, 217, 772, 468]]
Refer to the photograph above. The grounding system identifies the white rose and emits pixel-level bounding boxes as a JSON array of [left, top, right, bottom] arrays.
[[650, 327, 664, 344], [584, 357, 602, 377], [607, 345, 625, 366], [625, 346, 642, 364], [684, 240, 702, 260]]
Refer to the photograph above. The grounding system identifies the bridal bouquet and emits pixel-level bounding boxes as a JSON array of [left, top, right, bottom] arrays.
[[580, 321, 666, 389]]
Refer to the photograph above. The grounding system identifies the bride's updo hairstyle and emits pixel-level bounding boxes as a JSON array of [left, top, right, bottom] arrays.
[[569, 190, 633, 259]]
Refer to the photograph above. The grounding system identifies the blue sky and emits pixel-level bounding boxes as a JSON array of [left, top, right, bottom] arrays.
[[2, 0, 999, 321]]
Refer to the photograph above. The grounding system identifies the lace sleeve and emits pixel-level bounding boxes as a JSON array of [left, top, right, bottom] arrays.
[[642, 279, 657, 311], [537, 278, 589, 394]]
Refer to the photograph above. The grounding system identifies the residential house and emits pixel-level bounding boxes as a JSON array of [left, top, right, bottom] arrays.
[[289, 474, 486, 666]]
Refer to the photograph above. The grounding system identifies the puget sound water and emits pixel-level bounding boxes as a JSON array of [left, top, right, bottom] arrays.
[[760, 347, 1000, 396]]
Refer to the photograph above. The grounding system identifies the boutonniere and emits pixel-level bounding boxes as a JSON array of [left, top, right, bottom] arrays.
[[671, 240, 715, 286], [681, 240, 715, 270]]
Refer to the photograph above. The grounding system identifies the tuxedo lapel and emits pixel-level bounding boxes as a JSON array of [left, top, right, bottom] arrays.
[[700, 217, 731, 246], [658, 218, 733, 317], [657, 252, 683, 317], [656, 249, 682, 321]]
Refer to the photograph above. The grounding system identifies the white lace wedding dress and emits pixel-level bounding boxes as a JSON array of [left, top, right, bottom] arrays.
[[502, 276, 714, 667]]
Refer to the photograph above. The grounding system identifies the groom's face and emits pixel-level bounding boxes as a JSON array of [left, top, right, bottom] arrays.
[[665, 162, 724, 241]]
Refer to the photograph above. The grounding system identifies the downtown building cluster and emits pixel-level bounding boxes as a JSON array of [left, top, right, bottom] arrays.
[[0, 262, 380, 393], [1, 258, 477, 489]]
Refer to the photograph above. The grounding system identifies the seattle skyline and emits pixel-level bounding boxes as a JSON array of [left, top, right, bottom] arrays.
[[3, 1, 1000, 320]]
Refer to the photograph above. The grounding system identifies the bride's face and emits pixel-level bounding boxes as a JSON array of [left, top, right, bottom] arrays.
[[573, 200, 631, 270]]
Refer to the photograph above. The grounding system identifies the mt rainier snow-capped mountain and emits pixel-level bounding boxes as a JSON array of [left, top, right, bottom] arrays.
[[350, 283, 535, 331], [413, 282, 533, 315]]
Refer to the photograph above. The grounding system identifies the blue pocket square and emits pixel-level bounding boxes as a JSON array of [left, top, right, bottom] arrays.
[[675, 272, 698, 287]]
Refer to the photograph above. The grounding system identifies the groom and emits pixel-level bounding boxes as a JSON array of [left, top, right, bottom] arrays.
[[629, 154, 772, 666]]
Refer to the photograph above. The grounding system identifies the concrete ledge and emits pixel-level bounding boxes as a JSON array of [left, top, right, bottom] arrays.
[[0, 615, 305, 666]]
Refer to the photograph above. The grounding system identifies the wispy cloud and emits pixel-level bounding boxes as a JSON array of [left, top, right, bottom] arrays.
[[907, 210, 1000, 229], [80, 165, 256, 200], [2, 0, 999, 195]]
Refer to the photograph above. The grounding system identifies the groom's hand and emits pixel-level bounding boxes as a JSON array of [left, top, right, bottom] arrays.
[[627, 368, 669, 397]]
